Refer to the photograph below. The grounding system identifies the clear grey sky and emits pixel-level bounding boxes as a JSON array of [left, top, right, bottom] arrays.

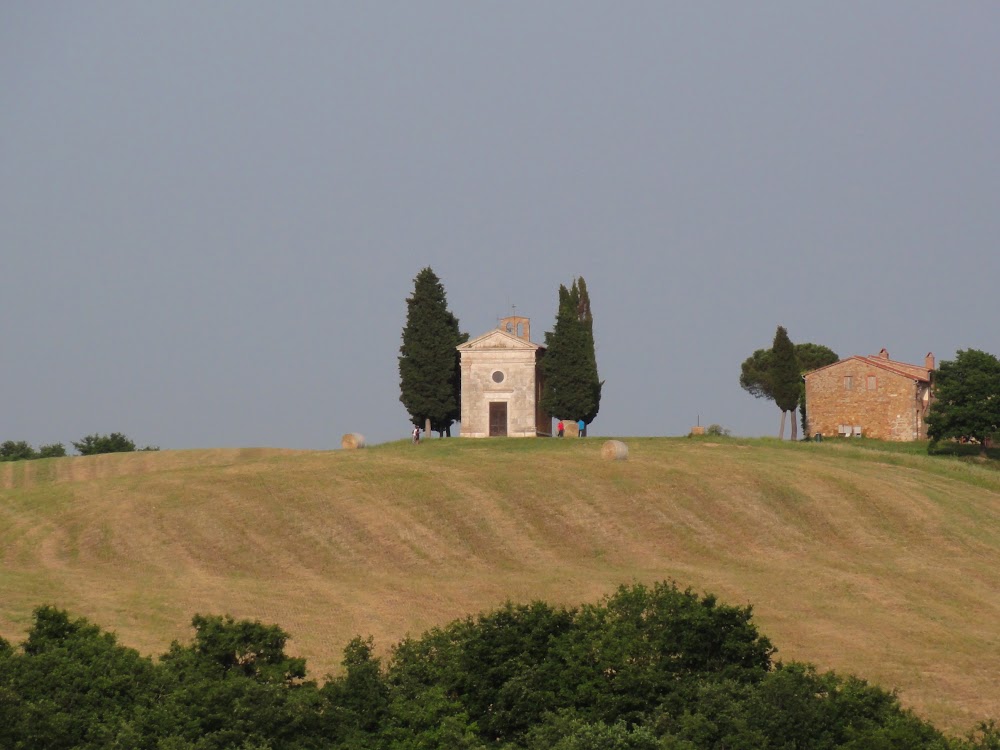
[[3, 3, 998, 449]]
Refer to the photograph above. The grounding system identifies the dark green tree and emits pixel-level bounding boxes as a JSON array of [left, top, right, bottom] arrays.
[[0, 441, 36, 461], [770, 327, 801, 440], [321, 635, 389, 737], [541, 278, 602, 429], [739, 348, 776, 401], [576, 278, 602, 425], [927, 349, 1000, 457], [141, 614, 317, 748], [399, 268, 468, 437], [72, 433, 136, 455], [1, 606, 157, 749]]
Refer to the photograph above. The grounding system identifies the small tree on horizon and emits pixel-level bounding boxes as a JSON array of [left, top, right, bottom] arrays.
[[38, 443, 67, 459], [72, 433, 136, 455], [398, 267, 468, 437], [540, 278, 602, 427]]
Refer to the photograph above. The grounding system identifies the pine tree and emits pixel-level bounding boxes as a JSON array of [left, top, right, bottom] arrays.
[[398, 268, 468, 437], [540, 278, 602, 427]]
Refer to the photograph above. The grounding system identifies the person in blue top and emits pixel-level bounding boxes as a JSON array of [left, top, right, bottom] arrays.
[[577, 418, 586, 437]]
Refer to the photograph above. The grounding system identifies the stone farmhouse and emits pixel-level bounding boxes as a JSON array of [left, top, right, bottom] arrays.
[[457, 316, 552, 437], [803, 349, 935, 441]]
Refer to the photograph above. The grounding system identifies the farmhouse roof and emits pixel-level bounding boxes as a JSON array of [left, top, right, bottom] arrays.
[[803, 352, 933, 382], [458, 327, 544, 352]]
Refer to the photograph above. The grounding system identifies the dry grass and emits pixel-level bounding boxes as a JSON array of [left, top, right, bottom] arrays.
[[1, 438, 998, 734]]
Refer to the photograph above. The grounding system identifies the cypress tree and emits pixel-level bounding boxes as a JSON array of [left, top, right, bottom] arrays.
[[540, 278, 602, 427], [576, 278, 603, 424], [771, 326, 801, 440], [398, 268, 468, 436]]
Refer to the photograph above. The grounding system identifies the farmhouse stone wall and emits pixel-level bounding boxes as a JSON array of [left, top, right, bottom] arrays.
[[805, 356, 933, 441]]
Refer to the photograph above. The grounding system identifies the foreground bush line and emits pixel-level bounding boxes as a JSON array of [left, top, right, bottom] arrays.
[[1, 581, 996, 749]]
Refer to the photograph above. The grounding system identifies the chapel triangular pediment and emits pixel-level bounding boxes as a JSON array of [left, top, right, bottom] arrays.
[[458, 328, 542, 351]]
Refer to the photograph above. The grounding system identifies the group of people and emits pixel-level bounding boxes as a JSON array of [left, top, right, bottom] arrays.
[[411, 420, 587, 441], [556, 419, 586, 438]]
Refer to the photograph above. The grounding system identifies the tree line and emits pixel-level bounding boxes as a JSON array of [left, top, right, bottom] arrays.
[[1, 582, 995, 749], [398, 268, 602, 437], [0, 433, 157, 461]]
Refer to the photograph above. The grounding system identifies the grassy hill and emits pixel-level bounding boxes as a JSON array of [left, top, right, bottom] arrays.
[[1, 437, 998, 733]]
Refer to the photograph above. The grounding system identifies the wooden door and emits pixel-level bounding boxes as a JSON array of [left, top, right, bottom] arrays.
[[489, 402, 507, 437]]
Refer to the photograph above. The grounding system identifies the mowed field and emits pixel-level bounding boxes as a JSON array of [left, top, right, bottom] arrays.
[[1, 438, 998, 733]]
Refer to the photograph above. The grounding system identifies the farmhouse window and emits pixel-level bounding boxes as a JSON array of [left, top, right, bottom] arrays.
[[867, 375, 877, 391], [844, 376, 853, 390]]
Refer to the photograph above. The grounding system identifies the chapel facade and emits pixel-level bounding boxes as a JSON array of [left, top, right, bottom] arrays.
[[457, 316, 552, 437]]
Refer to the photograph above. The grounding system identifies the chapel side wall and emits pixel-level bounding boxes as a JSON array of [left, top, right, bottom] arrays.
[[461, 349, 540, 438], [806, 363, 922, 441]]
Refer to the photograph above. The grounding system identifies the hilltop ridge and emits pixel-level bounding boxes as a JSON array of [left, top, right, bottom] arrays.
[[1, 437, 998, 732]]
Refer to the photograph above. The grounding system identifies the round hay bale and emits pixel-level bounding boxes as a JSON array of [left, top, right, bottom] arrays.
[[560, 420, 580, 438], [690, 426, 705, 436], [341, 433, 366, 450], [601, 440, 628, 461]]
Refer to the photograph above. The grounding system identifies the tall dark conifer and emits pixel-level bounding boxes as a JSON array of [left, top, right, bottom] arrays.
[[398, 268, 468, 436], [576, 277, 602, 424], [771, 326, 801, 440], [540, 278, 602, 427]]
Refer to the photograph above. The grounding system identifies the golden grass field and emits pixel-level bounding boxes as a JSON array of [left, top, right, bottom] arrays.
[[1, 438, 998, 734]]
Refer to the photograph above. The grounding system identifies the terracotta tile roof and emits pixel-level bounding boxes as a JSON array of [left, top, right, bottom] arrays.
[[854, 356, 932, 382], [804, 355, 932, 382]]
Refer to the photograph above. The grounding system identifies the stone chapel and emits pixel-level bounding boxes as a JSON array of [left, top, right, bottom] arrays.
[[457, 316, 552, 437]]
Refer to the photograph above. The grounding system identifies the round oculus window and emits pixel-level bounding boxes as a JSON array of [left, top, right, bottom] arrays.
[[491, 370, 505, 383]]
